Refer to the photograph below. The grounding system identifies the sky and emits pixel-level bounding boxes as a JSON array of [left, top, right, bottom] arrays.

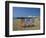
[[13, 7, 40, 17]]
